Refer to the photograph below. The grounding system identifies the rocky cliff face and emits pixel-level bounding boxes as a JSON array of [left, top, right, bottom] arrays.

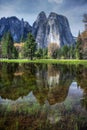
[[0, 12, 75, 47], [32, 11, 47, 48], [0, 17, 32, 42], [32, 12, 75, 48]]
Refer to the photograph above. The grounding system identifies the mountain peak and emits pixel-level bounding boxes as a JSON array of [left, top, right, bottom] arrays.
[[32, 12, 75, 48], [39, 11, 46, 16], [0, 16, 32, 42], [37, 11, 47, 21], [7, 16, 19, 20], [49, 12, 58, 16], [0, 12, 75, 47]]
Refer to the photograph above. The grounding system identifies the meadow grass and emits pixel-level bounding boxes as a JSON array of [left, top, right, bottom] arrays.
[[0, 59, 87, 66]]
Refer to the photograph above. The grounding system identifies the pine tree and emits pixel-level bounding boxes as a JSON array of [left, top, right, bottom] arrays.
[[1, 32, 18, 59], [43, 48, 48, 59], [23, 33, 37, 60], [61, 45, 69, 59], [69, 45, 75, 59], [35, 48, 43, 59], [12, 47, 18, 59], [75, 33, 83, 59]]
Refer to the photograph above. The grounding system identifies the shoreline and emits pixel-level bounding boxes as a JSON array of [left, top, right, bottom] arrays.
[[0, 59, 87, 65]]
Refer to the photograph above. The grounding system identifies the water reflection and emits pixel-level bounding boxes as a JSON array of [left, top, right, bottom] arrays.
[[47, 65, 60, 87], [68, 82, 83, 98], [0, 63, 87, 130]]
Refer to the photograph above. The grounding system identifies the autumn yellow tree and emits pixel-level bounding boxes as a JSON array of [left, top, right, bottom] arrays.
[[48, 43, 59, 58]]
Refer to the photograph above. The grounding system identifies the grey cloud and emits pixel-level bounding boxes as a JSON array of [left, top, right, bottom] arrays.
[[0, 0, 87, 36]]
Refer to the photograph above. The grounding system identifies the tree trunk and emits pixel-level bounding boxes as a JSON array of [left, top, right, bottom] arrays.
[[30, 51, 33, 60], [30, 56, 33, 60]]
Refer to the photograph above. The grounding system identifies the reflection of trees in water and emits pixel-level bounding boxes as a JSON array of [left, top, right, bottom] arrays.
[[0, 63, 37, 100], [0, 63, 18, 90], [0, 63, 87, 106], [0, 63, 76, 105], [35, 64, 75, 105], [0, 63, 18, 84], [47, 64, 60, 87], [47, 64, 75, 105], [76, 65, 87, 110], [0, 64, 87, 130], [36, 64, 48, 88]]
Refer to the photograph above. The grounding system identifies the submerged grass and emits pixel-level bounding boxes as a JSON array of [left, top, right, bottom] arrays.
[[0, 59, 87, 65]]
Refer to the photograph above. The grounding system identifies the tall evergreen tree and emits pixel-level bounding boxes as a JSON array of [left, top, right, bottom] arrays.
[[35, 48, 43, 59], [43, 48, 48, 59], [1, 32, 18, 59], [23, 33, 37, 60], [75, 33, 83, 59], [61, 45, 69, 59], [69, 45, 75, 59]]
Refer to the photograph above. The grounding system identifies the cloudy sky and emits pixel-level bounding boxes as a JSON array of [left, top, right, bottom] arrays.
[[0, 0, 87, 36]]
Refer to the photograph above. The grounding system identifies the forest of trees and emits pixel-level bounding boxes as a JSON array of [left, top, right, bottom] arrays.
[[0, 32, 85, 60], [1, 32, 18, 59]]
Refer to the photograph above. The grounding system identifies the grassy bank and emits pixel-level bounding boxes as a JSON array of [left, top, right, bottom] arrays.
[[0, 59, 87, 65]]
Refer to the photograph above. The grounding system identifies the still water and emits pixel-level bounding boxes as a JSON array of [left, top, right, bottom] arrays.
[[0, 63, 87, 130]]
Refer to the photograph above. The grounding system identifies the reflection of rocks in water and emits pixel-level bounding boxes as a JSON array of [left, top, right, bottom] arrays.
[[35, 64, 69, 105], [36, 64, 60, 88], [35, 64, 49, 104], [0, 91, 37, 105], [47, 76, 71, 105], [35, 64, 74, 105], [47, 85, 69, 105], [68, 82, 83, 98], [47, 64, 60, 87], [36, 64, 48, 88], [0, 63, 83, 106], [0, 91, 38, 114], [47, 82, 87, 129], [0, 64, 87, 130], [0, 63, 74, 105], [33, 88, 49, 105], [47, 64, 73, 105]]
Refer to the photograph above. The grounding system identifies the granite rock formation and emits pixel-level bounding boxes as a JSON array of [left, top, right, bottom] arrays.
[[32, 11, 75, 48], [0, 16, 32, 42], [0, 12, 75, 47]]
